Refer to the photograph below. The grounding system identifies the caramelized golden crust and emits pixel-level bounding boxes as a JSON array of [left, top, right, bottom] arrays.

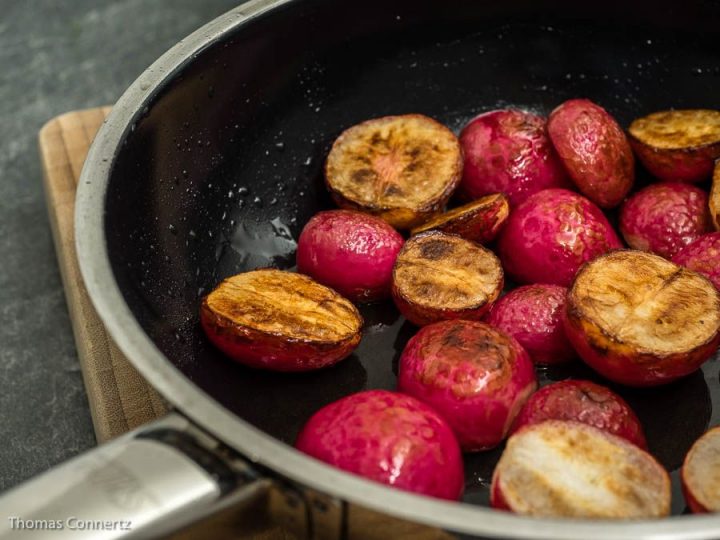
[[204, 269, 362, 343], [410, 193, 510, 243], [325, 114, 463, 229], [569, 250, 720, 355], [683, 427, 720, 512], [393, 232, 503, 313], [629, 110, 720, 150], [712, 164, 720, 230], [495, 421, 670, 518]]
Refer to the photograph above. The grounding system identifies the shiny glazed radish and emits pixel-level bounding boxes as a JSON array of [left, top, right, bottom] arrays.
[[628, 109, 720, 183], [295, 390, 464, 500], [620, 182, 711, 259], [547, 99, 634, 208], [200, 269, 362, 371], [325, 114, 462, 229], [484, 284, 574, 365], [398, 320, 537, 451], [509, 380, 647, 449], [297, 210, 404, 303], [682, 427, 720, 513], [458, 109, 569, 206], [498, 189, 622, 287], [672, 233, 720, 290], [564, 250, 720, 386], [491, 421, 670, 518], [392, 231, 503, 326], [410, 192, 509, 244]]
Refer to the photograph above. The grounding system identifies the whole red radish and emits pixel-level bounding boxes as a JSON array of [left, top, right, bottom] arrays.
[[509, 380, 646, 448], [491, 421, 670, 518], [548, 98, 634, 208], [682, 426, 720, 513], [620, 182, 711, 259], [398, 320, 537, 451], [459, 109, 570, 207], [673, 232, 720, 290], [295, 390, 464, 500], [498, 188, 622, 287], [297, 209, 404, 303], [484, 284, 574, 365]]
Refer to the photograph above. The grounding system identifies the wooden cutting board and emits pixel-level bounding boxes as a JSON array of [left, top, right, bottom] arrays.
[[38, 107, 291, 540]]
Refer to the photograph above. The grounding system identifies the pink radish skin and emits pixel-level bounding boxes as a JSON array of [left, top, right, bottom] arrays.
[[548, 99, 634, 208], [673, 232, 720, 290], [398, 320, 537, 451], [509, 380, 647, 449], [459, 109, 570, 207], [484, 284, 575, 365], [297, 210, 404, 303], [498, 188, 622, 287], [295, 390, 464, 500], [620, 182, 711, 259]]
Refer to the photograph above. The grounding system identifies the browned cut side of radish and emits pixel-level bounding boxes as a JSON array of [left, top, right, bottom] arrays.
[[325, 114, 463, 229], [629, 109, 720, 183], [682, 426, 720, 513], [392, 231, 503, 326], [491, 421, 671, 518]]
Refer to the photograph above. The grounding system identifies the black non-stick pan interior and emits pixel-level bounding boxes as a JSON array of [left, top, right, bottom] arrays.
[[105, 0, 720, 513]]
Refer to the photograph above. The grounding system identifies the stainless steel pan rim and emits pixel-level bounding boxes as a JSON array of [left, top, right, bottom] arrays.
[[74, 1, 720, 538]]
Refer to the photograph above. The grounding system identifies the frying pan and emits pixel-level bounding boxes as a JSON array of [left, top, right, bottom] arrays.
[[3, 0, 720, 538]]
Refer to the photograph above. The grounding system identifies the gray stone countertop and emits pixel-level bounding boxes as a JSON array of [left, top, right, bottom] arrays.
[[0, 0, 241, 493]]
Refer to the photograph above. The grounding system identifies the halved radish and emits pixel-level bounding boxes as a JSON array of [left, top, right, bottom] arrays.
[[325, 114, 463, 229], [628, 109, 720, 183], [509, 380, 647, 449], [712, 163, 720, 230], [682, 426, 720, 513], [491, 421, 671, 518], [564, 250, 720, 386], [398, 319, 537, 451], [200, 269, 363, 371], [410, 193, 509, 244], [392, 231, 503, 326]]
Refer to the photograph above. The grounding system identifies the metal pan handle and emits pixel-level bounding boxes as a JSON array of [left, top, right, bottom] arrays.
[[0, 412, 272, 539]]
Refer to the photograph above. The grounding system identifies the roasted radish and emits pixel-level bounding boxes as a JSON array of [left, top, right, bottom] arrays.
[[484, 284, 575, 365], [295, 390, 464, 500], [672, 232, 720, 291], [325, 114, 462, 229], [628, 109, 720, 183], [498, 188, 622, 287], [712, 163, 720, 230], [619, 182, 711, 259], [398, 320, 537, 451], [297, 209, 404, 303], [509, 380, 647, 448], [392, 231, 503, 326], [682, 426, 720, 513], [564, 250, 720, 386], [410, 192, 509, 244], [548, 99, 634, 208], [491, 421, 671, 518], [458, 109, 570, 206], [200, 269, 362, 371]]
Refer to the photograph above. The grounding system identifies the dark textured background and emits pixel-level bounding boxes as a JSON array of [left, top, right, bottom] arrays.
[[0, 0, 239, 492]]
